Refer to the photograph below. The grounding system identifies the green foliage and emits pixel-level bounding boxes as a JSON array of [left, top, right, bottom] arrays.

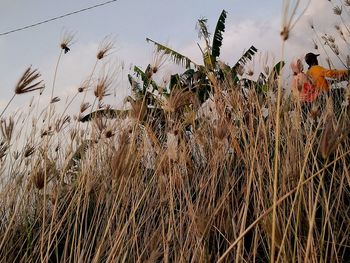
[[197, 10, 227, 69], [146, 38, 197, 69], [212, 10, 227, 61]]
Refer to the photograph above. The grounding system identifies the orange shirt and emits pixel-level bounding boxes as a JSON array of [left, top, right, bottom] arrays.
[[306, 65, 348, 92]]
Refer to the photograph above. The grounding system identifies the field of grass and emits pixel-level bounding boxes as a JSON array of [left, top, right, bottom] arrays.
[[1, 3, 350, 262]]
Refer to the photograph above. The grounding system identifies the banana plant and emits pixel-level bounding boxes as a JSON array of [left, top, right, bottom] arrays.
[[147, 10, 257, 101], [81, 9, 259, 122]]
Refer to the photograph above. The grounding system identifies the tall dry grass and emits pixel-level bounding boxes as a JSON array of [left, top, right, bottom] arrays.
[[1, 3, 350, 263]]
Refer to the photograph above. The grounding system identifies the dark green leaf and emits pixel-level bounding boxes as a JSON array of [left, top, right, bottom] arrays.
[[232, 45, 258, 70], [212, 10, 227, 61]]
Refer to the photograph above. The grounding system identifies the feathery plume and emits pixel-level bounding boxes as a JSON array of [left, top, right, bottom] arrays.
[[50, 96, 60, 103], [0, 140, 8, 159], [0, 117, 14, 142], [78, 79, 89, 93], [80, 102, 91, 113], [104, 128, 115, 138], [333, 6, 342, 16], [23, 144, 35, 158], [97, 35, 115, 60], [150, 48, 168, 75], [32, 169, 45, 190], [55, 115, 71, 132], [15, 66, 45, 94], [60, 30, 75, 54], [94, 69, 114, 101]]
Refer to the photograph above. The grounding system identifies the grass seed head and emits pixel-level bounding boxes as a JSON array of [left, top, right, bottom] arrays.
[[80, 102, 91, 113], [151, 48, 168, 75], [333, 6, 342, 16], [23, 144, 35, 158], [280, 26, 289, 41], [78, 79, 89, 93], [97, 35, 115, 60], [0, 117, 14, 143], [33, 171, 45, 189], [94, 73, 113, 101], [60, 30, 75, 54], [309, 20, 314, 29], [105, 129, 114, 138], [15, 66, 45, 94], [50, 96, 60, 103], [0, 140, 8, 159], [55, 115, 71, 132]]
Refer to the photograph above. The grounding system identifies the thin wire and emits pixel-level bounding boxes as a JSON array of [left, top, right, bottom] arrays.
[[0, 0, 118, 37]]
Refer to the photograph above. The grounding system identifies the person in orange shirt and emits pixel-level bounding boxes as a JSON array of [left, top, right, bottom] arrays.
[[305, 52, 348, 92], [290, 58, 318, 103]]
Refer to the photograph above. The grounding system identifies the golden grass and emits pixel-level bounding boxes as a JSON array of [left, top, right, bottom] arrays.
[[0, 3, 350, 262]]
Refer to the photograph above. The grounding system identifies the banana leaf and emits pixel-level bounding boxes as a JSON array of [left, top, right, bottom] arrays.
[[232, 45, 258, 70], [212, 10, 227, 61], [146, 38, 198, 69]]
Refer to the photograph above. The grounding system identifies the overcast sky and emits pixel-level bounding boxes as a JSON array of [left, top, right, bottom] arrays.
[[0, 0, 349, 115]]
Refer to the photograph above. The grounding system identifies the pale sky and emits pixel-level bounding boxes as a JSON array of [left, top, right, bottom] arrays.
[[0, 0, 348, 115]]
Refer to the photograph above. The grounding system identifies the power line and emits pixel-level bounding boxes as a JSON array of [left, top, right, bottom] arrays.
[[0, 0, 118, 37]]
